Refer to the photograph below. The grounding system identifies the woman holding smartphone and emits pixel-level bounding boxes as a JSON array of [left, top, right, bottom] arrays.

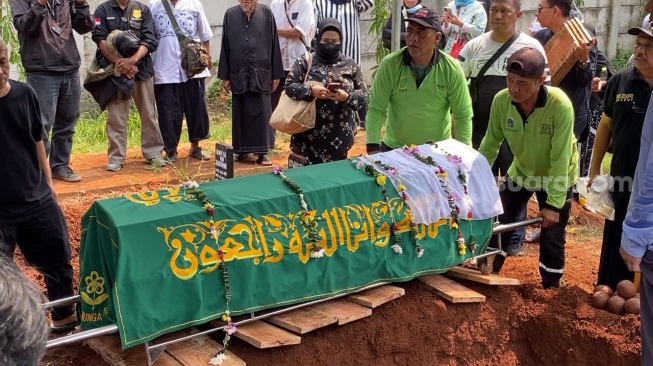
[[284, 18, 368, 165], [441, 0, 487, 58]]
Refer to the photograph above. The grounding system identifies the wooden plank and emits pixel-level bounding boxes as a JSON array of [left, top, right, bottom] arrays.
[[445, 266, 520, 286], [347, 285, 405, 309], [155, 328, 245, 366], [233, 320, 301, 349], [266, 307, 337, 334], [86, 335, 181, 366], [310, 299, 372, 325], [418, 274, 486, 303]]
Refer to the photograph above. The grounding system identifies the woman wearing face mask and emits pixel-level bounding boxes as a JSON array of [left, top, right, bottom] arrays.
[[381, 0, 447, 51], [441, 0, 487, 59], [284, 18, 368, 164]]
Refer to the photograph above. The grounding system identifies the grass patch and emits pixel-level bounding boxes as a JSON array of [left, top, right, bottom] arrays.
[[72, 108, 232, 154], [611, 48, 632, 72]]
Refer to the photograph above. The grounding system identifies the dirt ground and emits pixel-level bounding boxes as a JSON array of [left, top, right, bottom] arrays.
[[22, 133, 641, 366]]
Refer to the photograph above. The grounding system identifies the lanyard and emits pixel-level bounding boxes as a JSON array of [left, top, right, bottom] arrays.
[[45, 0, 59, 18]]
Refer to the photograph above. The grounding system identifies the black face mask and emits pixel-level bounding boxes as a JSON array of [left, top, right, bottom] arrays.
[[317, 42, 342, 63]]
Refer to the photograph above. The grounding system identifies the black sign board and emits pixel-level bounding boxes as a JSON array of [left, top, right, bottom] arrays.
[[214, 143, 234, 180], [288, 153, 309, 169]]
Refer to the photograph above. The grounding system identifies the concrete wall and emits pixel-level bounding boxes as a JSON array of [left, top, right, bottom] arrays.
[[7, 0, 648, 94]]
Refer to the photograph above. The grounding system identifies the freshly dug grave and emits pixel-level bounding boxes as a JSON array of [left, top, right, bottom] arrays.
[[32, 190, 640, 366]]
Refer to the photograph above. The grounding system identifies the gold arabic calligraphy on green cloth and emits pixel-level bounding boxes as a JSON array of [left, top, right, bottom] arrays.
[[79, 160, 493, 349]]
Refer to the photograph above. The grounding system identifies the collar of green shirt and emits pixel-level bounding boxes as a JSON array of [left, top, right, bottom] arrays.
[[510, 85, 549, 123]]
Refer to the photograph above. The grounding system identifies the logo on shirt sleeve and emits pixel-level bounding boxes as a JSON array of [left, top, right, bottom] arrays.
[[132, 8, 142, 19], [94, 17, 101, 26]]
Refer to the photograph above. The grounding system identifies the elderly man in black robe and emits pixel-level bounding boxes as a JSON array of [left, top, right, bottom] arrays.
[[218, 0, 284, 166]]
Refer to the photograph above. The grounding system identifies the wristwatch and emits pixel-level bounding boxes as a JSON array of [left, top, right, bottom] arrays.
[[579, 59, 590, 69]]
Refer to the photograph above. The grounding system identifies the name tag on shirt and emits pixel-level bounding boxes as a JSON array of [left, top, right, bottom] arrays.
[[107, 16, 116, 20]]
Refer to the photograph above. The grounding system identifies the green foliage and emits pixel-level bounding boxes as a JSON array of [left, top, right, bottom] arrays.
[[73, 108, 232, 154], [611, 48, 632, 71], [0, 1, 25, 79], [370, 0, 392, 65], [206, 79, 232, 116]]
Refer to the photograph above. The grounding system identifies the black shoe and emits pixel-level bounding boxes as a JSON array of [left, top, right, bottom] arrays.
[[164, 152, 177, 163]]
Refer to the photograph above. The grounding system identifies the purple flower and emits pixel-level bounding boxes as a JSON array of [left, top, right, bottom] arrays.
[[272, 165, 283, 175], [448, 155, 463, 165]]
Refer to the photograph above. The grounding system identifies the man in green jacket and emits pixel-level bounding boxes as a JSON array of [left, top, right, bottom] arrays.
[[366, 7, 473, 153], [478, 47, 578, 288]]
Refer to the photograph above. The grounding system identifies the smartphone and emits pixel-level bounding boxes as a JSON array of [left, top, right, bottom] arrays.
[[327, 82, 342, 92], [444, 7, 453, 17]]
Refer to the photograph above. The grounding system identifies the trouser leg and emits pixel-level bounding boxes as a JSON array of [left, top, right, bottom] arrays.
[[14, 201, 75, 321], [183, 78, 210, 143], [491, 179, 533, 273], [50, 70, 81, 169], [132, 79, 164, 160], [535, 189, 572, 287], [26, 72, 60, 161], [106, 95, 131, 165], [154, 83, 184, 156]]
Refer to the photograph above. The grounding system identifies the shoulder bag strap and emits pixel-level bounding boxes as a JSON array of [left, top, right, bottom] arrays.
[[284, 1, 309, 49], [470, 32, 520, 88], [161, 0, 187, 41], [304, 53, 313, 83]]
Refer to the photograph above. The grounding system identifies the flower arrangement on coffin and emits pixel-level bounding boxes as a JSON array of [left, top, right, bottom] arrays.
[[402, 144, 478, 257], [179, 180, 235, 365], [272, 166, 323, 258], [352, 158, 423, 257]]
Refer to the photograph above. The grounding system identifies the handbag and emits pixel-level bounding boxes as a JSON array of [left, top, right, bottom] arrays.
[[161, 0, 210, 78], [468, 32, 519, 104], [270, 54, 317, 135]]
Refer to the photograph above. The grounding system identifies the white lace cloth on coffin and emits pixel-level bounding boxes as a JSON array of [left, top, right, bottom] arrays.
[[359, 139, 503, 224]]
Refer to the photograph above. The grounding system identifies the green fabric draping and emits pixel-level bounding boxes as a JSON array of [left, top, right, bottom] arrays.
[[79, 160, 492, 348]]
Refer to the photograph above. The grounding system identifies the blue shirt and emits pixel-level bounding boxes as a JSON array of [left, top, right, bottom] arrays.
[[622, 91, 653, 257]]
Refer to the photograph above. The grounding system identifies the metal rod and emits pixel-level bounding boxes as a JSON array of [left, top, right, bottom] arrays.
[[45, 325, 118, 349], [147, 281, 390, 351], [493, 218, 543, 234], [43, 295, 80, 310]]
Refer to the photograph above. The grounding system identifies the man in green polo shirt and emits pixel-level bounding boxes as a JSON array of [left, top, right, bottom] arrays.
[[366, 7, 473, 154], [478, 47, 578, 288]]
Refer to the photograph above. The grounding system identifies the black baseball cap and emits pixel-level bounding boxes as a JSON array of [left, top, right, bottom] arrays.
[[628, 23, 653, 38], [406, 7, 441, 32], [506, 47, 546, 79]]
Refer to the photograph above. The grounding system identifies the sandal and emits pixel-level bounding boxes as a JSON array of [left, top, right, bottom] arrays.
[[190, 148, 211, 161], [234, 153, 257, 162], [256, 154, 272, 166]]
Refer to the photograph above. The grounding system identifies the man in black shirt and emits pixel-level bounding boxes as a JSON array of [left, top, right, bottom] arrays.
[[92, 0, 167, 171], [589, 26, 653, 290], [533, 0, 597, 141], [0, 39, 77, 332]]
